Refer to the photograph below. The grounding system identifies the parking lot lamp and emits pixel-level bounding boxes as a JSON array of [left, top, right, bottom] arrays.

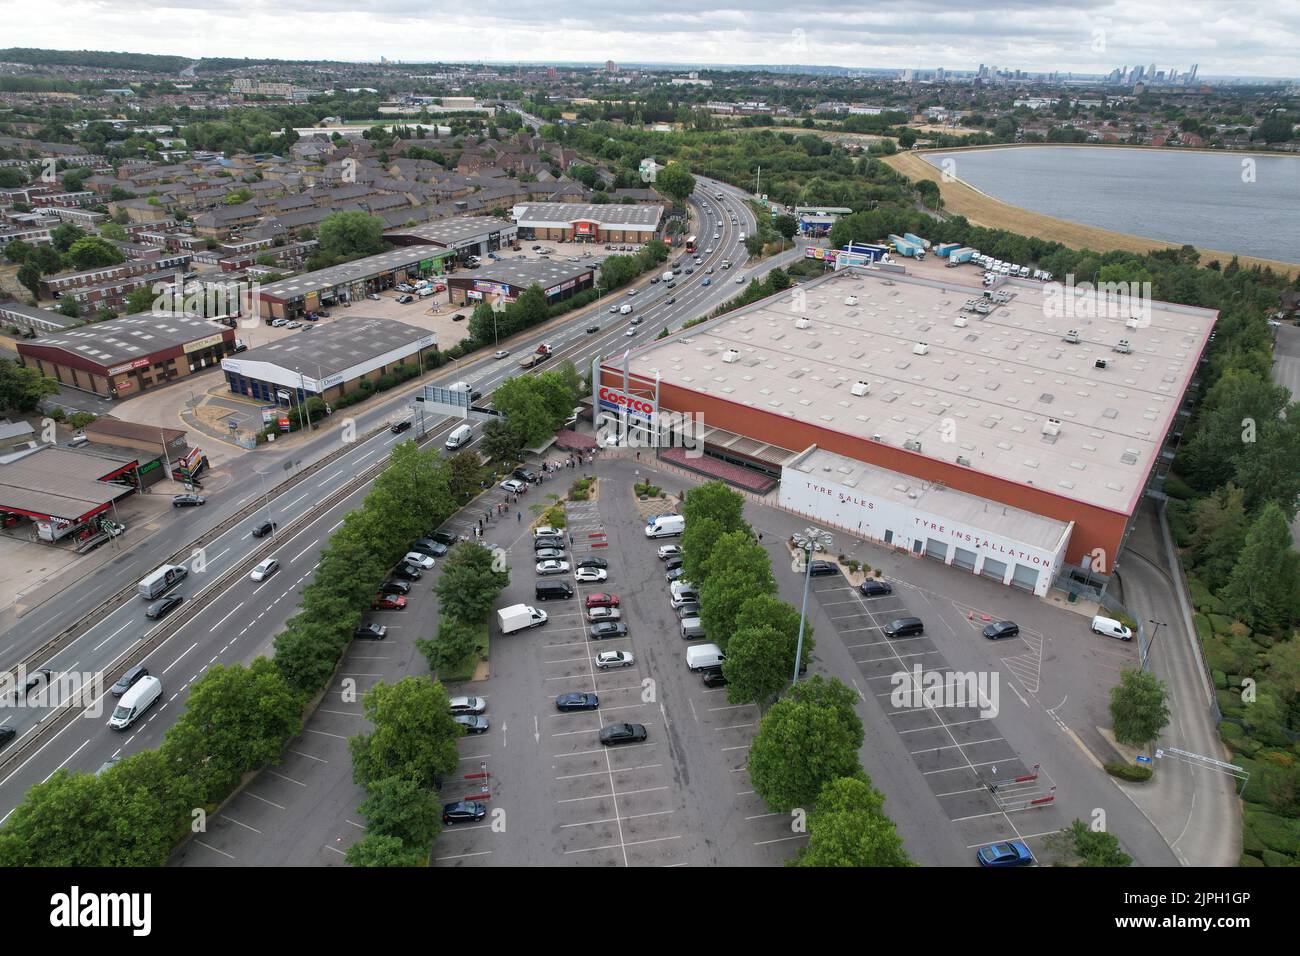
[[790, 527, 833, 686]]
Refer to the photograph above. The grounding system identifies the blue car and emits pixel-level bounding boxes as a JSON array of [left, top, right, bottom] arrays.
[[556, 692, 599, 712], [976, 841, 1034, 866], [701, 277, 711, 285]]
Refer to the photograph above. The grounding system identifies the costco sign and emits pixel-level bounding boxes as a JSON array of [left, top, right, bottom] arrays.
[[598, 385, 655, 421]]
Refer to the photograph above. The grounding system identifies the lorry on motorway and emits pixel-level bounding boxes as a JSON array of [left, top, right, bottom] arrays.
[[518, 343, 552, 369], [498, 604, 549, 634]]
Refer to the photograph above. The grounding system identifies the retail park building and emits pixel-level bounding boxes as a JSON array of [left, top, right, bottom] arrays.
[[597, 266, 1217, 596]]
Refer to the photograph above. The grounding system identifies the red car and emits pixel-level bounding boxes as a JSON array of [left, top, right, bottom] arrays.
[[584, 592, 620, 610], [371, 594, 407, 611]]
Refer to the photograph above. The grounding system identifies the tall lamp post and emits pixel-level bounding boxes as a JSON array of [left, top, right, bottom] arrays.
[[791, 526, 833, 686], [255, 469, 278, 542], [1142, 618, 1167, 671]]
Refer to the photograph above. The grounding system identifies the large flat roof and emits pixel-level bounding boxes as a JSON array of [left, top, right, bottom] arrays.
[[0, 446, 135, 521], [616, 267, 1218, 514], [384, 216, 515, 246], [512, 202, 664, 229], [256, 246, 452, 302], [225, 315, 433, 379], [458, 259, 594, 292], [20, 313, 225, 368]]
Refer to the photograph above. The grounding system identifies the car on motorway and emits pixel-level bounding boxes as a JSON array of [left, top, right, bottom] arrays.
[[390, 419, 412, 435], [535, 547, 566, 561], [976, 841, 1034, 866], [684, 267, 694, 274], [556, 692, 599, 712], [587, 605, 621, 622], [626, 288, 638, 296], [576, 556, 607, 570], [442, 800, 487, 824], [702, 277, 711, 286], [599, 722, 648, 746], [409, 538, 449, 558], [171, 494, 205, 508], [575, 566, 608, 583], [370, 593, 407, 611], [454, 714, 490, 734], [736, 275, 746, 283], [449, 696, 487, 716], [586, 324, 600, 333], [625, 327, 637, 337], [145, 594, 183, 620], [806, 560, 840, 577], [354, 623, 387, 640], [665, 296, 675, 304], [860, 580, 894, 597], [391, 563, 423, 581], [596, 650, 634, 670], [585, 592, 620, 609], [110, 664, 149, 697], [501, 478, 528, 494], [657, 544, 683, 560], [983, 620, 1021, 641], [251, 520, 277, 538], [590, 622, 628, 639], [250, 558, 280, 582], [650, 276, 660, 284], [665, 281, 676, 289], [0, 727, 14, 750], [403, 552, 436, 569], [536, 559, 570, 576], [376, 579, 411, 596], [493, 349, 509, 360], [700, 666, 727, 687]]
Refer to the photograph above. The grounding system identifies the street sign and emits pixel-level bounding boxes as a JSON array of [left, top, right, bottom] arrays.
[[1135, 755, 1151, 764]]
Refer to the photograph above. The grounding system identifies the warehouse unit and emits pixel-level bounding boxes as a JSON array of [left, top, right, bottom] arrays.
[[597, 266, 1217, 595], [250, 246, 456, 321], [510, 202, 664, 244], [384, 216, 518, 260], [446, 259, 595, 307]]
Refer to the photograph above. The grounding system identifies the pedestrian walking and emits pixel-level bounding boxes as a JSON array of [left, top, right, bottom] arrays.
[[517, 511, 522, 523]]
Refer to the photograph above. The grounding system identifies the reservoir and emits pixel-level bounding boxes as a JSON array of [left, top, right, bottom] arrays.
[[923, 146, 1300, 264]]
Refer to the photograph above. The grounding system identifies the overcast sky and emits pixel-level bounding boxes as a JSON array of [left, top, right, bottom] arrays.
[[5, 1, 1298, 79]]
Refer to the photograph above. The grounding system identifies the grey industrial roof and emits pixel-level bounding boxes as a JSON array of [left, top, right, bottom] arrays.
[[24, 313, 225, 368], [256, 246, 454, 302], [0, 303, 80, 329], [384, 216, 515, 246], [459, 259, 595, 291], [512, 202, 664, 228], [0, 446, 135, 521], [617, 266, 1218, 514], [229, 315, 432, 378]]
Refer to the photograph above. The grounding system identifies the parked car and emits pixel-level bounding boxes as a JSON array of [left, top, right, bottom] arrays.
[[251, 520, 277, 538], [501, 478, 528, 494], [249, 558, 280, 582], [585, 592, 620, 609], [171, 494, 205, 508], [449, 696, 487, 716], [883, 617, 924, 638], [145, 594, 183, 620], [354, 623, 387, 640], [700, 666, 727, 688], [556, 692, 599, 712], [976, 841, 1034, 866], [675, 601, 701, 619], [370, 593, 407, 611], [376, 579, 411, 596], [599, 722, 647, 746], [110, 664, 148, 698], [390, 419, 412, 434], [409, 538, 448, 558], [576, 556, 607, 570], [534, 535, 565, 551], [535, 547, 566, 561], [806, 560, 840, 577], [366, 293, 381, 300], [454, 714, 490, 734], [665, 567, 686, 582], [595, 650, 634, 669], [575, 566, 608, 583], [512, 467, 538, 483], [391, 563, 423, 581], [396, 294, 414, 304], [982, 620, 1021, 641], [442, 800, 486, 824], [536, 559, 570, 576], [428, 531, 460, 546], [403, 552, 436, 570], [859, 580, 893, 597], [657, 544, 682, 560], [590, 622, 629, 640], [587, 606, 621, 622]]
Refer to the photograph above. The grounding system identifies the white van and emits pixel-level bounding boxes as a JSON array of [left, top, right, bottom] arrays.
[[686, 643, 725, 671], [417, 286, 436, 298], [109, 676, 162, 730], [645, 514, 685, 538], [1091, 615, 1133, 642], [138, 564, 188, 601], [445, 424, 473, 450], [619, 303, 633, 315]]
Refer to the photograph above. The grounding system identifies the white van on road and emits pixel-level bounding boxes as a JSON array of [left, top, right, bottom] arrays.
[[138, 564, 188, 600], [109, 676, 162, 731], [445, 424, 473, 450]]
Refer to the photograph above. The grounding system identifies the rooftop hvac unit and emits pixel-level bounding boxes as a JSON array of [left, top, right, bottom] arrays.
[[1064, 330, 1081, 344], [912, 342, 930, 355], [872, 433, 883, 442], [850, 380, 870, 396], [956, 455, 971, 466], [1095, 358, 1109, 370], [794, 317, 811, 329], [903, 439, 922, 452], [844, 295, 858, 306], [953, 316, 968, 328], [721, 349, 739, 363], [1042, 418, 1062, 436], [1114, 339, 1132, 354]]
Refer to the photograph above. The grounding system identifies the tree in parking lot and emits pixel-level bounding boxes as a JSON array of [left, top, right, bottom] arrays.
[[366, 442, 454, 552], [273, 613, 350, 695], [1108, 668, 1170, 749], [1045, 819, 1132, 867], [435, 543, 509, 623], [792, 775, 912, 867], [0, 772, 135, 866], [447, 449, 485, 502], [417, 617, 481, 673], [699, 530, 775, 644], [735, 593, 811, 665], [747, 676, 865, 813], [353, 774, 442, 848], [350, 677, 461, 790], [346, 832, 428, 867], [723, 625, 791, 706]]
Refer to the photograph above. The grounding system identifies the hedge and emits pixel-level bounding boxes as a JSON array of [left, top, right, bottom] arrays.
[[1105, 763, 1154, 782], [1208, 613, 1236, 636], [1162, 475, 1195, 500]]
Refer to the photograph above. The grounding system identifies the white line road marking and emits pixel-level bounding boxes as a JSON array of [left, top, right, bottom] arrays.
[[209, 602, 244, 633], [92, 620, 133, 652], [162, 642, 198, 674], [291, 542, 317, 562], [41, 738, 90, 784]]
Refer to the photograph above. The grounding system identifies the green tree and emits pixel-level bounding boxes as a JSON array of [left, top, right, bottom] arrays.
[[30, 244, 64, 274], [50, 222, 86, 253], [480, 417, 525, 465], [98, 221, 128, 242], [345, 833, 427, 867], [773, 214, 798, 248], [16, 262, 42, 297], [699, 530, 775, 642], [435, 543, 509, 623], [1108, 669, 1171, 748], [792, 775, 912, 867], [355, 774, 442, 847], [56, 295, 80, 318], [744, 234, 764, 257], [417, 617, 480, 673], [0, 358, 59, 413], [723, 625, 791, 705], [4, 239, 32, 263], [655, 162, 696, 207], [64, 236, 125, 270], [350, 677, 461, 789], [1222, 503, 1300, 632], [124, 285, 157, 314], [446, 449, 485, 501], [1049, 819, 1133, 866], [316, 210, 386, 261]]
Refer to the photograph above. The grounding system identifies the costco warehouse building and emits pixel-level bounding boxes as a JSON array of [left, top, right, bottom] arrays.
[[597, 267, 1217, 597]]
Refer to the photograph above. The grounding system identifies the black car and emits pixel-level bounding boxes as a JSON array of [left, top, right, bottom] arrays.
[[534, 535, 565, 551], [675, 601, 701, 619], [807, 560, 840, 577], [377, 579, 411, 596], [664, 558, 684, 573], [442, 800, 487, 824], [171, 494, 205, 508], [251, 520, 277, 538], [110, 664, 148, 697], [535, 548, 566, 561], [700, 666, 727, 688], [428, 531, 459, 547], [22, 668, 54, 696], [513, 467, 538, 483], [983, 620, 1021, 641], [145, 594, 183, 620], [556, 692, 600, 712], [410, 538, 449, 558], [590, 622, 629, 640], [354, 623, 387, 640], [883, 617, 924, 638], [586, 324, 600, 334], [391, 563, 423, 581], [576, 556, 607, 570], [0, 727, 14, 749], [390, 419, 412, 434], [860, 580, 893, 597], [599, 722, 648, 746]]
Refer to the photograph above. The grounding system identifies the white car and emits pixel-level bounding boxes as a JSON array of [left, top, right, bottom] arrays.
[[596, 650, 635, 669], [575, 566, 607, 583], [501, 479, 528, 494], [366, 293, 381, 301], [493, 349, 509, 360], [625, 327, 637, 337], [270, 318, 288, 327], [626, 289, 638, 296], [587, 606, 622, 622], [536, 559, 571, 575], [534, 525, 562, 538], [735, 275, 745, 284], [657, 544, 682, 560], [250, 558, 279, 582], [403, 552, 435, 570]]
